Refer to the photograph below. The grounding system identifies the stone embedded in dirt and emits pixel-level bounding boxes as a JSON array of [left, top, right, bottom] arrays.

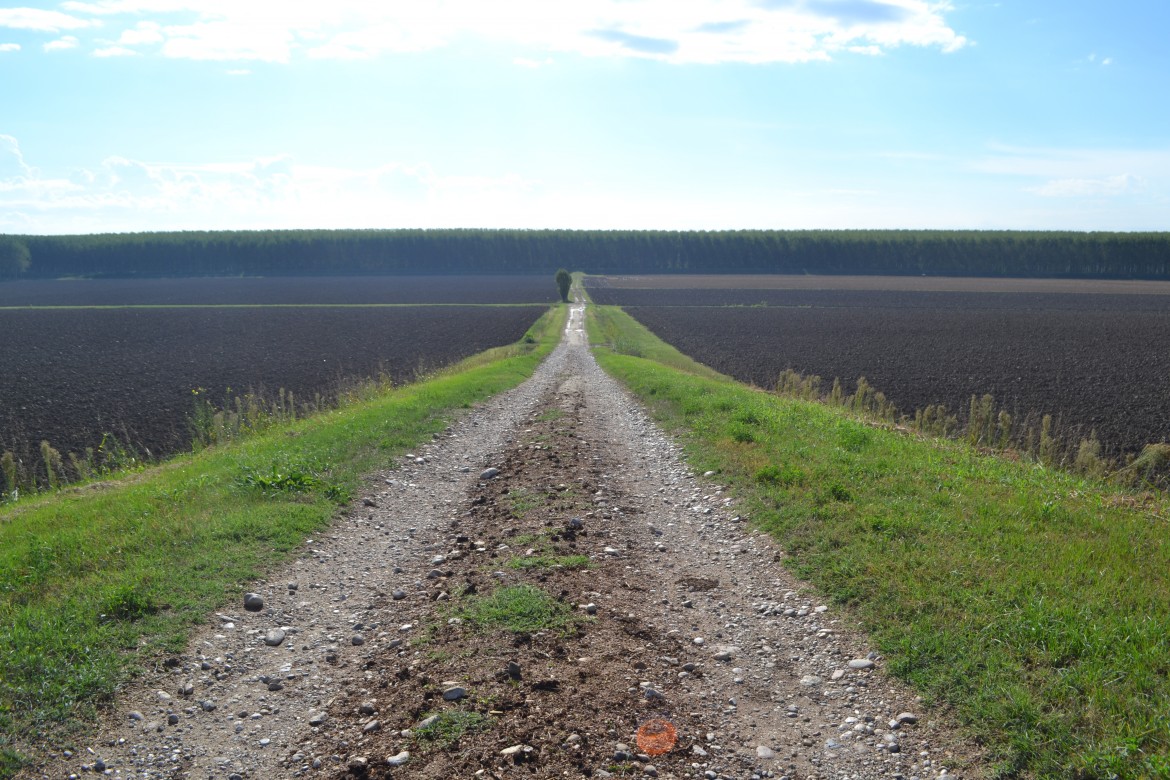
[[713, 649, 734, 661], [567, 517, 584, 529], [582, 602, 598, 614], [693, 637, 705, 646], [359, 701, 377, 716], [506, 661, 522, 679], [500, 744, 534, 760], [416, 715, 439, 729], [442, 685, 467, 701], [480, 467, 500, 479], [756, 745, 777, 759], [199, 700, 216, 712], [603, 546, 621, 556], [347, 756, 368, 773], [264, 629, 286, 647], [799, 675, 823, 687], [128, 710, 144, 721], [362, 497, 377, 507], [848, 658, 875, 670], [167, 714, 179, 725], [351, 634, 365, 646], [386, 751, 410, 767], [896, 712, 919, 725], [392, 589, 407, 600], [643, 765, 658, 777], [308, 711, 327, 727], [362, 720, 381, 734], [243, 593, 264, 612]]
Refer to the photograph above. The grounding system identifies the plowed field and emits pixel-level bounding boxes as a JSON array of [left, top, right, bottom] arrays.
[[586, 276, 1170, 457], [0, 303, 546, 464]]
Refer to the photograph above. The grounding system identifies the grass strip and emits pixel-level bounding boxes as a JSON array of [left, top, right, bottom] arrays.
[[0, 304, 566, 777], [414, 710, 492, 748], [587, 305, 1170, 780], [457, 585, 579, 635], [505, 554, 592, 571]]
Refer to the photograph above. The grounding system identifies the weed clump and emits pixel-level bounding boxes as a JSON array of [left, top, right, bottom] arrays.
[[415, 710, 491, 748], [458, 585, 578, 634], [505, 554, 591, 571]]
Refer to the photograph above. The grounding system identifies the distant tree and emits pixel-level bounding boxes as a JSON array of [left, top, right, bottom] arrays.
[[555, 268, 572, 302], [0, 237, 30, 279]]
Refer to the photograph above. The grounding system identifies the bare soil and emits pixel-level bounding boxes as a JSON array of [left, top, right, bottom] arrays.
[[27, 305, 984, 780]]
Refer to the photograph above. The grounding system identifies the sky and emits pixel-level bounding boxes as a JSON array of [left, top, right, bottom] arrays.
[[0, 0, 1168, 234]]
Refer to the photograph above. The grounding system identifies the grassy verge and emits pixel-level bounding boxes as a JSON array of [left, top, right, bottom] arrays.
[[0, 304, 566, 776], [587, 305, 1170, 779]]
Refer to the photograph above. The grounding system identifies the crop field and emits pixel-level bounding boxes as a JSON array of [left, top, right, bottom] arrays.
[[0, 279, 550, 470], [587, 275, 1170, 457], [0, 274, 558, 306]]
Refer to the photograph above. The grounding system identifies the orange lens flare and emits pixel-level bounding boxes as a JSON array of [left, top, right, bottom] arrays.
[[636, 718, 678, 756]]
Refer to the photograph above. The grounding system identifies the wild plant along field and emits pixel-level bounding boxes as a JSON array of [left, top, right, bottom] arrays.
[[0, 276, 554, 496], [587, 276, 1170, 464]]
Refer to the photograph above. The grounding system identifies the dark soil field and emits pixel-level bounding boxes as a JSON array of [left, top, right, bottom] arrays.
[[0, 275, 558, 307], [0, 304, 546, 465], [586, 276, 1170, 458]]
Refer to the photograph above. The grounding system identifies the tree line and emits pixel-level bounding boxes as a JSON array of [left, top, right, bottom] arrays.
[[2, 229, 1169, 279]]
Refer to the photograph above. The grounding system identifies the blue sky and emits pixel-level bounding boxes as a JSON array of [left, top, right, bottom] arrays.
[[1, 1, 1168, 234]]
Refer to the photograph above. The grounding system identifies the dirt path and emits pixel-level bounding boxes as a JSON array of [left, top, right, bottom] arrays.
[[37, 303, 982, 780]]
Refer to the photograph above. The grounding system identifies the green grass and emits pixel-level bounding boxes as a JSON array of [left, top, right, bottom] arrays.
[[414, 710, 491, 748], [503, 487, 543, 518], [587, 305, 1170, 780], [505, 554, 592, 571], [0, 304, 566, 777], [456, 584, 579, 634]]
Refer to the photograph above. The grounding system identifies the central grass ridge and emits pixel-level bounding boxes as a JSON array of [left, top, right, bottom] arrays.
[[457, 584, 579, 635]]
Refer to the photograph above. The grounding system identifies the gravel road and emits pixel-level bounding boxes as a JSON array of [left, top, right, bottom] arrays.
[[34, 303, 983, 780]]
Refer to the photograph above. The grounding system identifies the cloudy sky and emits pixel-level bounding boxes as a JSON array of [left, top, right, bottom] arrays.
[[1, 0, 1167, 234]]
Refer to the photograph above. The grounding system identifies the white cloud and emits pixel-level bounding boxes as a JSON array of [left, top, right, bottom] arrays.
[[0, 138, 545, 231], [0, 135, 36, 180], [45, 0, 967, 65], [0, 7, 92, 32], [0, 42, 20, 52], [975, 144, 1170, 179], [1029, 174, 1142, 198], [44, 35, 80, 51], [117, 20, 163, 46]]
